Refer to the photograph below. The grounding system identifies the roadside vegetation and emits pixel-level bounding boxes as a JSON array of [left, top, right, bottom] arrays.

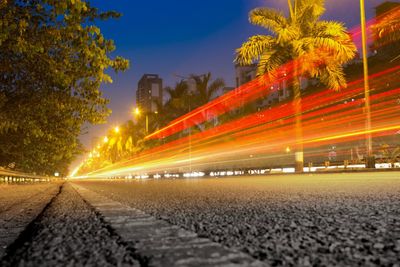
[[0, 0, 129, 175]]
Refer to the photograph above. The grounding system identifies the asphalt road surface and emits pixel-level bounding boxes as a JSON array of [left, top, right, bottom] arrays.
[[73, 172, 400, 266], [0, 182, 61, 259], [0, 172, 399, 266]]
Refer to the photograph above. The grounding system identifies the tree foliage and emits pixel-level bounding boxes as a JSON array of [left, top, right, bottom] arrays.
[[235, 0, 356, 172], [77, 72, 226, 175], [0, 0, 129, 175], [190, 72, 225, 107], [162, 80, 190, 123], [235, 0, 356, 91]]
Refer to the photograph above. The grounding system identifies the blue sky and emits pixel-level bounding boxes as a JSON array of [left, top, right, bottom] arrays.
[[77, 0, 390, 161]]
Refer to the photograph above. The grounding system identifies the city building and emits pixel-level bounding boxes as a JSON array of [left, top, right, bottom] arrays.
[[235, 63, 292, 110], [136, 74, 163, 113], [235, 64, 257, 88]]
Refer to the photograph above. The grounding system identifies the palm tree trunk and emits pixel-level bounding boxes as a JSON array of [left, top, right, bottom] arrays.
[[293, 75, 304, 173]]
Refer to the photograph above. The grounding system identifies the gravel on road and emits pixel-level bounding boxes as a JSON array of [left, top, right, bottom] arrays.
[[1, 183, 140, 267], [72, 183, 265, 267], [74, 172, 400, 266], [0, 182, 60, 215], [0, 182, 61, 259]]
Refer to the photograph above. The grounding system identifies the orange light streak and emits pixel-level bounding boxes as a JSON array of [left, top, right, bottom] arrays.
[[82, 67, 400, 178]]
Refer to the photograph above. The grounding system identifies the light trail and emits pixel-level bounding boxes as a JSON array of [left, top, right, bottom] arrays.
[[80, 66, 400, 178], [303, 125, 400, 144], [145, 16, 393, 141], [76, 15, 400, 178]]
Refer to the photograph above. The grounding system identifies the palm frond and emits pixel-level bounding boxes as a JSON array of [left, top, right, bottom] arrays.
[[276, 25, 300, 45], [257, 50, 285, 82], [297, 50, 324, 76], [165, 86, 175, 98], [297, 0, 325, 25], [292, 39, 310, 57], [235, 35, 275, 65], [174, 80, 188, 96], [319, 64, 346, 91], [191, 72, 211, 91], [239, 2, 356, 92], [207, 78, 225, 99], [249, 8, 287, 34], [303, 36, 356, 64], [314, 21, 348, 38]]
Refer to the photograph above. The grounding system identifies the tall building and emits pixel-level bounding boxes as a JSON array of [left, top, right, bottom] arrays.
[[136, 74, 163, 113], [235, 64, 257, 87]]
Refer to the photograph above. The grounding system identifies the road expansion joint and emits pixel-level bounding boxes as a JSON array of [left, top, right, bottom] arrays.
[[71, 182, 267, 267]]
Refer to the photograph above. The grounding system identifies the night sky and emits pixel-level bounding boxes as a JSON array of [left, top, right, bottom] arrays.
[[75, 0, 390, 167]]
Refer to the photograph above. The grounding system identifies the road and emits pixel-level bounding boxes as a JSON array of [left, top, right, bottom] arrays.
[[1, 172, 399, 266]]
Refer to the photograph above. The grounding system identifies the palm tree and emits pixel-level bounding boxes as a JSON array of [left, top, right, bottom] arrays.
[[235, 0, 356, 172], [164, 80, 190, 119], [144, 81, 190, 141], [190, 72, 225, 131], [191, 72, 225, 107], [373, 5, 400, 45]]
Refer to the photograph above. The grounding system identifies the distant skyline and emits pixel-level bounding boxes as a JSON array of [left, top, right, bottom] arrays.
[[75, 0, 391, 168]]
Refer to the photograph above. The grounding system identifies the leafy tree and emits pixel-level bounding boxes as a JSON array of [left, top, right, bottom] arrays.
[[0, 0, 129, 175], [188, 72, 225, 132], [235, 0, 356, 171], [165, 80, 190, 116], [191, 72, 225, 108]]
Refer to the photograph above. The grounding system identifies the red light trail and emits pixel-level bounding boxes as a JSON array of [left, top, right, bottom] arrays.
[[76, 14, 400, 178], [81, 65, 400, 178]]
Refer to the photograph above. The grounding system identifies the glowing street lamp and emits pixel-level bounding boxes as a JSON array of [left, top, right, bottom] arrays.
[[134, 107, 140, 116], [103, 136, 109, 143], [114, 126, 120, 134], [133, 106, 149, 134]]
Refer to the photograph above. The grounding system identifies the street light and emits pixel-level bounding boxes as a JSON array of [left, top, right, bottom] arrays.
[[134, 107, 140, 116], [359, 0, 375, 168], [114, 126, 120, 134], [103, 136, 109, 143], [133, 107, 149, 134]]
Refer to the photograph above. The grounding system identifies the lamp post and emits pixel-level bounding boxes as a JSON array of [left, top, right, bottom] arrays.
[[134, 107, 149, 134], [359, 0, 375, 168]]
